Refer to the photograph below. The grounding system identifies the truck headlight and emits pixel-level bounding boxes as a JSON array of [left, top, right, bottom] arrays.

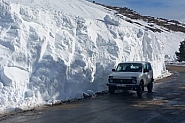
[[108, 76, 113, 83], [109, 79, 113, 83], [131, 79, 137, 84], [131, 77, 137, 84]]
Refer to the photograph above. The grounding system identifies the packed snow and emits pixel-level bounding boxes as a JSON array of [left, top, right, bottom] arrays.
[[0, 0, 185, 114]]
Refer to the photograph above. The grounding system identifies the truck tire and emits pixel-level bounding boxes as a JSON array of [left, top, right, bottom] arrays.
[[137, 82, 143, 97], [147, 81, 153, 93], [109, 87, 115, 94]]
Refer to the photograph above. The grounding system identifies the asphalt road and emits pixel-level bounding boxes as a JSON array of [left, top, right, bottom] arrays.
[[1, 65, 185, 123]]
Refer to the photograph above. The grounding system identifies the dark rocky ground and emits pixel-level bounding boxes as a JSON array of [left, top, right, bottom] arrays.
[[94, 2, 185, 33]]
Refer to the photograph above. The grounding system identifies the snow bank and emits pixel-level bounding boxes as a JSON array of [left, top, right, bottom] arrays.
[[0, 0, 184, 114], [104, 15, 119, 26]]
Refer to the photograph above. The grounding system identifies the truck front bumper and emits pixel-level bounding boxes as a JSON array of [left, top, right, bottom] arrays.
[[107, 83, 139, 90]]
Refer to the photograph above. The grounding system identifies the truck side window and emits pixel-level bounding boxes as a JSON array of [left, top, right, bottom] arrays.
[[144, 64, 147, 70], [147, 63, 152, 70]]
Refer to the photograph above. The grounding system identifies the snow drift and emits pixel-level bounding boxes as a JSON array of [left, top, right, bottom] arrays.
[[0, 0, 184, 114]]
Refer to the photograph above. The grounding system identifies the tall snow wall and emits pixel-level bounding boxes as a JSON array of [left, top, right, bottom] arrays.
[[0, 0, 165, 113]]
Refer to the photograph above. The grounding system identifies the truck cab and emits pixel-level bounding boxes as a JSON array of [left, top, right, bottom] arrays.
[[107, 61, 154, 97]]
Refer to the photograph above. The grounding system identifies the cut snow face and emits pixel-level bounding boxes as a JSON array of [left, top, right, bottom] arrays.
[[0, 0, 184, 114]]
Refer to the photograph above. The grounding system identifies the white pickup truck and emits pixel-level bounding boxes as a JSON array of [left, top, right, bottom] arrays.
[[107, 61, 154, 97]]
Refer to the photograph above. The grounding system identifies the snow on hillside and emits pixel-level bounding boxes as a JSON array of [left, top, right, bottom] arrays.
[[0, 0, 184, 114]]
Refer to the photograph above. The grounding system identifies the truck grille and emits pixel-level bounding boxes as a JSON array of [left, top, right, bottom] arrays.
[[112, 79, 133, 84]]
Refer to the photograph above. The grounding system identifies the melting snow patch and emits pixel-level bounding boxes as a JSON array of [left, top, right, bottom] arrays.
[[104, 15, 119, 26]]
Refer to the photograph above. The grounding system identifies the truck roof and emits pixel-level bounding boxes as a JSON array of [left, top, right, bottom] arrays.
[[118, 61, 151, 64]]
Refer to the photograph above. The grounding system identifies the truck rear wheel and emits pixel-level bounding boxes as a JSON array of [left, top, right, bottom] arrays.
[[147, 81, 153, 93]]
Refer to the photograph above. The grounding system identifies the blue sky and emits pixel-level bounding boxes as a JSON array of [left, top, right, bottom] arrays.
[[94, 0, 185, 22]]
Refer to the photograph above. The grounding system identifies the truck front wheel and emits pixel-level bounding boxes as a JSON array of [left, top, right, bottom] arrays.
[[109, 86, 116, 94], [137, 82, 144, 97]]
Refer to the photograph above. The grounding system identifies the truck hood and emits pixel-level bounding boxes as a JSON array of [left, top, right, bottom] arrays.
[[109, 72, 141, 79]]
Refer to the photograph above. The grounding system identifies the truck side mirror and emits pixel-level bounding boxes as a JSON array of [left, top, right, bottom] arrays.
[[112, 69, 116, 72], [144, 69, 149, 73]]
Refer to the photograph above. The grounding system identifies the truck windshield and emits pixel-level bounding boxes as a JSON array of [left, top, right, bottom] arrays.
[[116, 63, 142, 72]]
